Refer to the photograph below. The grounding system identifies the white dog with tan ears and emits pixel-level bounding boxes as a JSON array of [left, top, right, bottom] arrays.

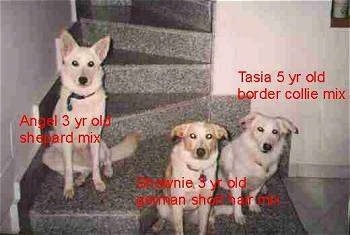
[[152, 121, 228, 235], [217, 112, 298, 224], [42, 30, 140, 199]]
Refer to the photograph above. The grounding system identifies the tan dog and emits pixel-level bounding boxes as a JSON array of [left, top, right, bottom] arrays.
[[153, 121, 228, 235], [42, 30, 140, 199], [217, 112, 298, 224]]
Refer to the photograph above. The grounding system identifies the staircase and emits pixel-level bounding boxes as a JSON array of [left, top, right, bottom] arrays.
[[19, 1, 306, 234]]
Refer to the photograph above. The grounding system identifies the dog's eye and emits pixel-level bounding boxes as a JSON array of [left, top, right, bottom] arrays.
[[272, 129, 278, 134], [257, 127, 264, 132], [72, 60, 79, 67], [206, 134, 213, 139], [88, 61, 94, 67], [190, 133, 197, 139]]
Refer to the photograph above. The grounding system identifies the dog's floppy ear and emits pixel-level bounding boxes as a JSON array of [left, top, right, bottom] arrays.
[[277, 117, 299, 134], [171, 123, 190, 138], [60, 30, 78, 59], [91, 36, 111, 62], [239, 112, 260, 129], [212, 124, 228, 140]]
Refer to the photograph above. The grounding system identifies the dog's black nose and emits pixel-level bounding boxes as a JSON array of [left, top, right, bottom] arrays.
[[196, 148, 206, 158], [263, 143, 272, 152], [79, 76, 88, 85]]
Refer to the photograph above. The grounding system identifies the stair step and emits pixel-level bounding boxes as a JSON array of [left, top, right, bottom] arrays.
[[103, 95, 210, 145], [80, 18, 212, 63], [77, 0, 212, 32], [28, 141, 306, 234], [77, 3, 132, 24], [104, 64, 210, 94], [104, 48, 201, 65], [29, 134, 172, 234], [24, 95, 305, 234], [132, 0, 212, 32], [106, 93, 207, 118]]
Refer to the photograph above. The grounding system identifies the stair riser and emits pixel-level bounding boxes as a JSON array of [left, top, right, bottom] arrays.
[[81, 19, 212, 63], [104, 64, 211, 94], [102, 96, 210, 145]]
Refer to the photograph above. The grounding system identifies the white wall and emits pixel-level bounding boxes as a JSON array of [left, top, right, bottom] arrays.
[[0, 1, 72, 233], [212, 1, 349, 177]]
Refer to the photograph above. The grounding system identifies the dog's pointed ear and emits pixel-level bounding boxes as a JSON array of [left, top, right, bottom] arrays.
[[91, 36, 111, 62], [60, 30, 78, 59], [239, 112, 260, 129], [171, 123, 190, 138], [212, 124, 228, 140], [277, 117, 299, 134]]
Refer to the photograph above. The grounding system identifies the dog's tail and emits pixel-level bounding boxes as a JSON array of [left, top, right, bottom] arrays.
[[109, 132, 141, 162]]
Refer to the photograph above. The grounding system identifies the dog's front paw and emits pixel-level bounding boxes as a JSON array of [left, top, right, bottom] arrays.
[[234, 212, 246, 225], [103, 166, 113, 178], [63, 186, 75, 199], [94, 180, 106, 192], [152, 218, 165, 233], [249, 203, 261, 213], [207, 221, 216, 235]]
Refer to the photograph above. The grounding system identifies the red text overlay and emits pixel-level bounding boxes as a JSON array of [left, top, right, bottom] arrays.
[[236, 70, 348, 101], [135, 176, 280, 208], [18, 114, 112, 144]]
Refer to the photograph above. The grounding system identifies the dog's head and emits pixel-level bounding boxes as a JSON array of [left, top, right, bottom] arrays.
[[59, 30, 110, 96], [171, 121, 228, 160], [240, 112, 298, 154]]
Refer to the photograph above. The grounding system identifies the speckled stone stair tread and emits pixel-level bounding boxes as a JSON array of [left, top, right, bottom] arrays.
[[105, 93, 208, 118], [104, 48, 206, 65], [29, 136, 172, 233], [77, 0, 212, 32], [80, 18, 212, 63], [104, 63, 211, 94], [102, 96, 210, 144], [140, 171, 306, 234]]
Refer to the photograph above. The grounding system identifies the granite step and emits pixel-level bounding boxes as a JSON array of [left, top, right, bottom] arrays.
[[25, 140, 306, 234], [104, 64, 211, 94], [132, 0, 212, 32], [76, 1, 132, 24], [26, 94, 211, 234], [105, 93, 208, 118], [80, 18, 212, 63], [103, 95, 210, 144], [25, 96, 303, 233], [76, 0, 212, 32], [28, 135, 172, 234], [102, 95, 252, 148], [104, 48, 203, 65]]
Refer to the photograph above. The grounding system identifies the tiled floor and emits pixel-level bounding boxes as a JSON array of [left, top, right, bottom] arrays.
[[284, 177, 349, 235]]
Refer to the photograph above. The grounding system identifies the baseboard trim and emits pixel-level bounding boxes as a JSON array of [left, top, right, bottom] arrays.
[[289, 162, 350, 178]]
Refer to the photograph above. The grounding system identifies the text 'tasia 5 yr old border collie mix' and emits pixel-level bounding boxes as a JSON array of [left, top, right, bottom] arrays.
[[152, 121, 228, 235], [42, 30, 140, 199], [217, 112, 298, 225]]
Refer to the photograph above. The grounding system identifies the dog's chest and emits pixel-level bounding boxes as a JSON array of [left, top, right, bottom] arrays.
[[54, 93, 105, 134], [184, 173, 214, 209], [243, 155, 276, 190]]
